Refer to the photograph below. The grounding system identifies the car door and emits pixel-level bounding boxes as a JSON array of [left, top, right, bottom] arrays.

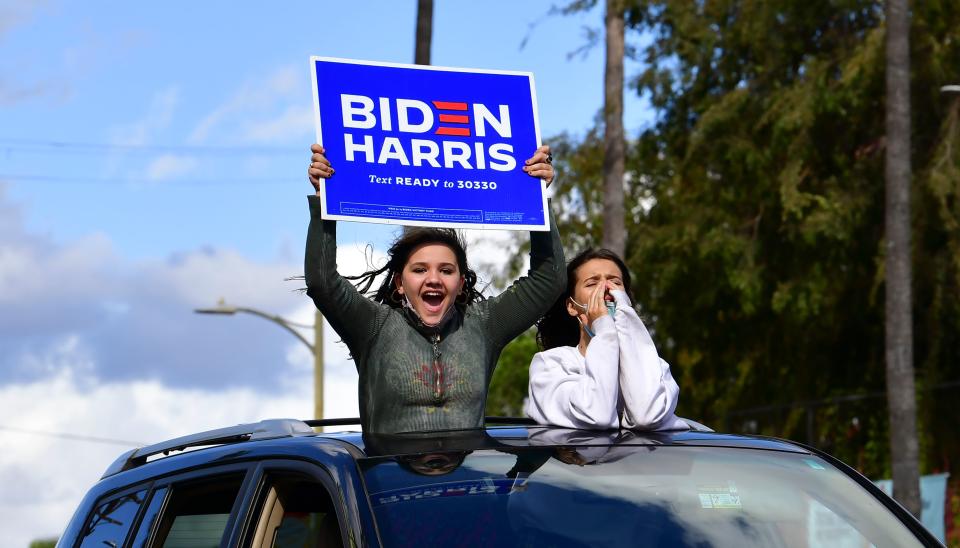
[[71, 463, 254, 548], [128, 464, 254, 548], [240, 460, 350, 548], [72, 459, 364, 547]]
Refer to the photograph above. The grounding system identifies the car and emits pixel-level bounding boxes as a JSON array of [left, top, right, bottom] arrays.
[[56, 417, 942, 547]]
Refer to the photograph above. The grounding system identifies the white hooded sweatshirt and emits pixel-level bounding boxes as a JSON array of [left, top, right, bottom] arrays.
[[525, 290, 688, 431]]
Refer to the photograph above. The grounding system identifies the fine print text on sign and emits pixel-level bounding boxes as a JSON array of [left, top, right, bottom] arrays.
[[311, 57, 548, 231]]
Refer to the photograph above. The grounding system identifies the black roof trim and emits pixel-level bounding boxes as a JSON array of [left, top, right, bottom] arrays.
[[304, 417, 363, 427], [101, 419, 314, 478], [305, 416, 712, 431], [304, 417, 539, 428]]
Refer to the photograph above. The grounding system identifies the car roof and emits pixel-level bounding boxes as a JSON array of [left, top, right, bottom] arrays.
[[96, 418, 810, 487], [72, 418, 940, 548], [321, 424, 809, 456]]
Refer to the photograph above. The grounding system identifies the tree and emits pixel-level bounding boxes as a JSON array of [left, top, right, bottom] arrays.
[[488, 329, 538, 416], [414, 0, 433, 65], [603, 0, 627, 256], [532, 0, 960, 485], [404, 0, 433, 236], [550, 0, 628, 255], [883, 0, 921, 516]]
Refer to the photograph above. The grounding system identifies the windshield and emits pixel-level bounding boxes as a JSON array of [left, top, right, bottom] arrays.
[[360, 444, 922, 547]]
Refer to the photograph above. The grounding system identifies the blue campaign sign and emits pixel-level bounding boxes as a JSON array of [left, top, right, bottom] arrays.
[[311, 57, 548, 231]]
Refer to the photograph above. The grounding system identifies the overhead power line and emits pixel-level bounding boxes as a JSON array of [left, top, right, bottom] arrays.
[[0, 425, 143, 447], [0, 174, 299, 185], [0, 138, 301, 156]]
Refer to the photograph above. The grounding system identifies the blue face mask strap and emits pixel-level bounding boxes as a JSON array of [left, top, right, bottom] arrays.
[[577, 316, 595, 338], [570, 297, 616, 339]]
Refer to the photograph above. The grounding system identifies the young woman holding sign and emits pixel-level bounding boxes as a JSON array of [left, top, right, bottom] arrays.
[[525, 248, 688, 431], [306, 143, 564, 434]]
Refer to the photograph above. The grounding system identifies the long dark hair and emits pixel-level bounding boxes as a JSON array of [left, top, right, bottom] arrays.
[[536, 248, 632, 350], [346, 227, 483, 308]]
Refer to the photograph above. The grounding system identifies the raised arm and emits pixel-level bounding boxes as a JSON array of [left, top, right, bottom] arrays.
[[480, 146, 565, 345], [305, 145, 381, 352], [524, 315, 620, 429], [609, 290, 688, 431], [485, 204, 567, 346]]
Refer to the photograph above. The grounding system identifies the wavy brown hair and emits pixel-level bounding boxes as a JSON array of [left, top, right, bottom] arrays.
[[536, 248, 632, 350], [346, 227, 483, 308]]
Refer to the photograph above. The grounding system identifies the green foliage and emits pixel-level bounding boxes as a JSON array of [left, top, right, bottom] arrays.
[[29, 539, 57, 548], [539, 0, 960, 475], [486, 329, 538, 416]]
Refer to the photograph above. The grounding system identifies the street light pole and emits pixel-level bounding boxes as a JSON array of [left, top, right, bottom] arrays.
[[313, 309, 323, 422], [195, 299, 324, 419]]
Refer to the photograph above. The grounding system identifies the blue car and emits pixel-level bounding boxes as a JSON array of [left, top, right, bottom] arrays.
[[57, 418, 941, 547]]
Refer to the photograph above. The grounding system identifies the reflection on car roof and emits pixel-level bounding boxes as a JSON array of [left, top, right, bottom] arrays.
[[326, 424, 811, 457]]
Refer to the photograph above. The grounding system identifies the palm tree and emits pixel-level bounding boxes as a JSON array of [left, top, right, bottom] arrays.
[[602, 0, 626, 257], [415, 0, 433, 65], [884, 0, 921, 517]]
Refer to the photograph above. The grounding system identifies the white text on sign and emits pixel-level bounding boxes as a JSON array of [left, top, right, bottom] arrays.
[[339, 95, 517, 172]]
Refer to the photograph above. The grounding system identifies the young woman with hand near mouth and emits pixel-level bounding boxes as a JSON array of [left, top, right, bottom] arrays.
[[305, 144, 565, 434], [525, 249, 687, 431]]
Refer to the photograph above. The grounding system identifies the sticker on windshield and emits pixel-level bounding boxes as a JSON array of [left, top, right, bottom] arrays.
[[803, 458, 826, 470], [698, 481, 742, 509]]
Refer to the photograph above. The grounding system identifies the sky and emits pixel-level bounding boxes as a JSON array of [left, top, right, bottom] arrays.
[[0, 1, 651, 544]]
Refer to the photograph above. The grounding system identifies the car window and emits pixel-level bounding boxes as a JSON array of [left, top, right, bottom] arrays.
[[360, 446, 925, 547], [78, 488, 148, 548], [150, 473, 245, 548], [129, 486, 168, 548], [250, 472, 343, 548]]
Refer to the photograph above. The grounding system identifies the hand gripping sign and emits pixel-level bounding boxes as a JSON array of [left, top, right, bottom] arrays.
[[311, 57, 549, 231]]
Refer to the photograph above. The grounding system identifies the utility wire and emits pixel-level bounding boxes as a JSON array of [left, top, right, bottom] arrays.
[[0, 425, 144, 447], [0, 174, 299, 185], [0, 138, 300, 156]]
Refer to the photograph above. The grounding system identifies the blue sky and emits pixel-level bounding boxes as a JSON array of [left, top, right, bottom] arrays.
[[0, 1, 651, 543], [2, 1, 649, 261]]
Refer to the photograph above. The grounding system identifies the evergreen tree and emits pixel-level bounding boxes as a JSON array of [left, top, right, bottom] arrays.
[[541, 0, 960, 481]]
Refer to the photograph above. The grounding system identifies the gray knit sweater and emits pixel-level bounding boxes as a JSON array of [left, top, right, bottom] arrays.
[[304, 195, 566, 433]]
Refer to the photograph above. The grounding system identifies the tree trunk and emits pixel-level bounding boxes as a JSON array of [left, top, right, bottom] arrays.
[[405, 0, 433, 235], [884, 0, 921, 517], [414, 0, 433, 66], [602, 0, 626, 257]]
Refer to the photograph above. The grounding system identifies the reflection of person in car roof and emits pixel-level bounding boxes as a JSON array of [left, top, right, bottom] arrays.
[[526, 249, 688, 431], [306, 144, 565, 434]]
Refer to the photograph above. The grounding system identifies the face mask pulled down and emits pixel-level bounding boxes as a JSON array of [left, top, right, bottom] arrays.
[[569, 297, 616, 338]]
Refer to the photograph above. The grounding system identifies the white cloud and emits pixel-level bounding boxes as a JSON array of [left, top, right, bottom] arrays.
[[242, 104, 314, 143], [0, 77, 63, 105], [14, 334, 96, 379], [189, 64, 309, 145], [109, 86, 180, 146], [145, 154, 199, 181], [0, 1, 49, 40], [0, 2, 66, 106], [464, 229, 527, 292], [0, 230, 115, 304], [0, 187, 533, 546], [0, 222, 524, 544], [0, 351, 358, 547], [0, 180, 383, 391]]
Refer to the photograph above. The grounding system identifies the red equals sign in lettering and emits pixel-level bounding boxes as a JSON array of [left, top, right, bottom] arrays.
[[433, 101, 471, 136]]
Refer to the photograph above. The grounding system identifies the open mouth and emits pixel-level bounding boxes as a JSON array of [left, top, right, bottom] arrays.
[[421, 291, 445, 313]]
